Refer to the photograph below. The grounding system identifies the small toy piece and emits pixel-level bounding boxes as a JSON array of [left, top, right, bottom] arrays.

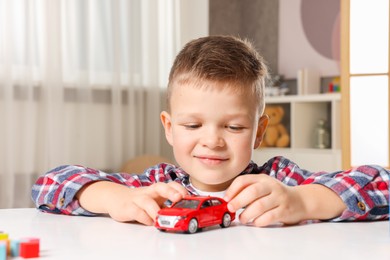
[[155, 195, 235, 234], [10, 240, 20, 257], [0, 233, 8, 241], [0, 241, 6, 260], [328, 76, 341, 93], [0, 232, 39, 259], [19, 239, 40, 259]]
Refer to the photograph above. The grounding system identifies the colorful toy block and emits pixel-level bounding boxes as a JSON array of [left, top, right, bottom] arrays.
[[0, 241, 6, 260], [0, 232, 40, 259], [0, 233, 8, 241], [0, 234, 10, 257], [10, 240, 20, 257], [19, 239, 40, 258]]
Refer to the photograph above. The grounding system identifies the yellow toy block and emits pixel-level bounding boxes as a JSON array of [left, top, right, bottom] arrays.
[[0, 234, 8, 240]]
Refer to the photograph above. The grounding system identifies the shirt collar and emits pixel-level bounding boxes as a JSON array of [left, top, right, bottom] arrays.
[[174, 160, 257, 195]]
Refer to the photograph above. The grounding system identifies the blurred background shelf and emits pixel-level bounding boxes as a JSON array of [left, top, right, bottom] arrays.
[[253, 93, 341, 172]]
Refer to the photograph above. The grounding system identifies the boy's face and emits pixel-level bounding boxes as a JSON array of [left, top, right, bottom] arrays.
[[161, 81, 268, 192]]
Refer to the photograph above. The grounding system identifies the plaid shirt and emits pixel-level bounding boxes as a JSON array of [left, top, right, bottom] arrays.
[[31, 156, 390, 221]]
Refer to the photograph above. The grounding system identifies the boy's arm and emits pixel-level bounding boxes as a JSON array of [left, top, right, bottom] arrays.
[[293, 183, 346, 221], [304, 164, 390, 221], [266, 157, 389, 221], [31, 163, 184, 218], [226, 157, 389, 226], [75, 180, 187, 225], [225, 174, 346, 226], [259, 156, 389, 221], [31, 165, 116, 216]]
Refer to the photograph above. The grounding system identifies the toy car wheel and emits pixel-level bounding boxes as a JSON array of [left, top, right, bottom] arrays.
[[220, 213, 232, 228], [187, 218, 198, 234]]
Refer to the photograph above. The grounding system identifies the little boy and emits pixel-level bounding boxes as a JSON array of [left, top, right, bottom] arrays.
[[31, 35, 389, 227]]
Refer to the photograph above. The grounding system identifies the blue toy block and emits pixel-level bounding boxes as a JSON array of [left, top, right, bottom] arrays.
[[0, 241, 6, 260], [10, 239, 20, 257]]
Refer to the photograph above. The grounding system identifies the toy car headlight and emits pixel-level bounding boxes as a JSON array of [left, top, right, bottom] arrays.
[[171, 216, 187, 226]]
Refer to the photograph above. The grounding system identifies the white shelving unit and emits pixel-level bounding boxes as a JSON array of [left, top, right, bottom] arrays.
[[252, 93, 342, 172]]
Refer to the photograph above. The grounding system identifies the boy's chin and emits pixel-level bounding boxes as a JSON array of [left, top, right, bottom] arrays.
[[190, 177, 234, 192]]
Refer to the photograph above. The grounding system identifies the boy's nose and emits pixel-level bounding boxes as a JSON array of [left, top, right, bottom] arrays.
[[200, 130, 225, 148]]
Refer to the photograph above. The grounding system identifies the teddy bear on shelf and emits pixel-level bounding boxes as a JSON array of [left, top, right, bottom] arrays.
[[260, 105, 290, 148]]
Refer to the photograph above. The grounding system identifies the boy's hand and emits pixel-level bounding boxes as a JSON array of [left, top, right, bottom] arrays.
[[224, 174, 345, 227], [77, 181, 188, 226]]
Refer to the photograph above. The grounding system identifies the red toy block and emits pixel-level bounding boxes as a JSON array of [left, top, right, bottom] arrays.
[[19, 239, 40, 259], [20, 238, 40, 250]]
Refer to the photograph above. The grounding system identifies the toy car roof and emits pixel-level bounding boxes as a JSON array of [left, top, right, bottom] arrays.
[[177, 195, 226, 202], [164, 195, 225, 207], [183, 195, 216, 199]]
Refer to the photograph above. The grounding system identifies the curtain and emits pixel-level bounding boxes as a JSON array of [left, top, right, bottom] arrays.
[[0, 0, 181, 208]]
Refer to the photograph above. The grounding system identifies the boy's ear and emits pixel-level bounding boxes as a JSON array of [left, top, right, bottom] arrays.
[[254, 115, 269, 149], [160, 111, 174, 146]]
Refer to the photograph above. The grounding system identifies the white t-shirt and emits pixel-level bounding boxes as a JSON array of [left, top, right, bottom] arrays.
[[192, 186, 226, 198]]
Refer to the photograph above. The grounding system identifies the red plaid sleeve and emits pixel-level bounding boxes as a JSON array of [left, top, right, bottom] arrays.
[[31, 164, 176, 216], [259, 156, 389, 221], [304, 165, 389, 221]]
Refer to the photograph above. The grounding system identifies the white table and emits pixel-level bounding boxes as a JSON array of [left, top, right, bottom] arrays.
[[0, 208, 389, 260]]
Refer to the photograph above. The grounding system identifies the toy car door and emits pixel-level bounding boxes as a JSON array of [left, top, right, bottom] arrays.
[[198, 199, 214, 226], [210, 198, 224, 224]]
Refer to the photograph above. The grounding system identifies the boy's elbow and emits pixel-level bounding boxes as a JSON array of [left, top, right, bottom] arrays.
[[30, 165, 73, 210], [31, 164, 103, 215]]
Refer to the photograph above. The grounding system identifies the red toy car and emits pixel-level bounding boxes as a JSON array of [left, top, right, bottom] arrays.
[[155, 196, 235, 234]]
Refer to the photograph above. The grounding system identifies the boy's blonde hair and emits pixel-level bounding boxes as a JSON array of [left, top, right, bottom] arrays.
[[167, 35, 269, 114]]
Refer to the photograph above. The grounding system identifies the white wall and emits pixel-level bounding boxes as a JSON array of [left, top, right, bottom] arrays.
[[178, 0, 209, 48]]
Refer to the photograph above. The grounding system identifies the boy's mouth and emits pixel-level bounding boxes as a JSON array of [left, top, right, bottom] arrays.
[[195, 155, 229, 165]]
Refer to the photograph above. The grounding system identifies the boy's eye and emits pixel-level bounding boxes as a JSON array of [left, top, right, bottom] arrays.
[[183, 124, 201, 129], [227, 125, 245, 131]]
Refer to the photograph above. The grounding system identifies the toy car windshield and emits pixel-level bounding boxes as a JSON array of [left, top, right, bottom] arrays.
[[172, 199, 200, 209]]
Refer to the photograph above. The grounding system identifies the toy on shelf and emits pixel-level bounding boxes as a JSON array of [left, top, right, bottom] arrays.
[[313, 119, 330, 149], [260, 105, 290, 148], [328, 76, 341, 93], [155, 195, 236, 234], [0, 232, 40, 259]]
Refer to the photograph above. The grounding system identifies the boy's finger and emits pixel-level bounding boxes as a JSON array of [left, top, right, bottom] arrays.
[[238, 196, 275, 224], [224, 175, 258, 202], [251, 206, 283, 227], [133, 209, 155, 226], [134, 197, 161, 223], [112, 201, 155, 225], [226, 182, 271, 213], [167, 181, 189, 197], [151, 182, 187, 202]]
